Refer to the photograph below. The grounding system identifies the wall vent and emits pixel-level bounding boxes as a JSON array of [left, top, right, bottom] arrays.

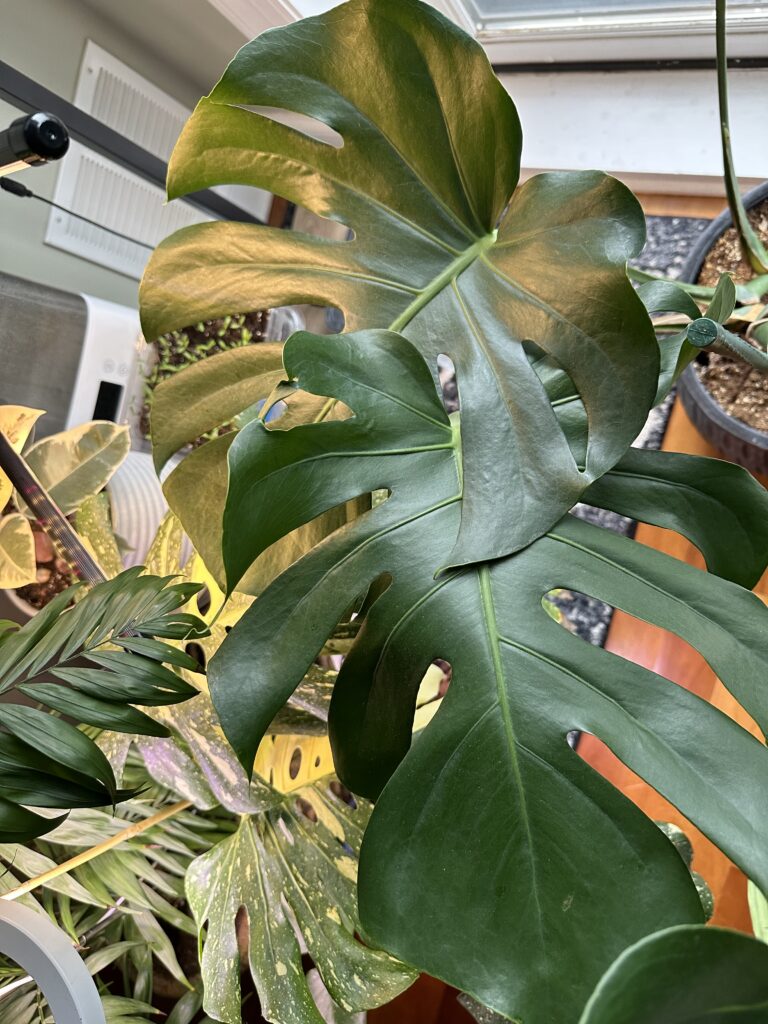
[[46, 142, 210, 281], [45, 42, 270, 281]]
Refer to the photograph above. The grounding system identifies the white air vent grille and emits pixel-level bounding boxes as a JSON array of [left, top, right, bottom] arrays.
[[45, 141, 210, 281], [47, 41, 271, 278], [75, 42, 191, 160], [45, 42, 212, 280], [89, 67, 186, 161], [46, 142, 210, 278]]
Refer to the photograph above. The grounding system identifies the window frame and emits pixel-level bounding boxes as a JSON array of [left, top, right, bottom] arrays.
[[434, 0, 768, 63]]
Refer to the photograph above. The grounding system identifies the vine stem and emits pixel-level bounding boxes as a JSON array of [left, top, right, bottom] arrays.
[[0, 800, 191, 901], [716, 0, 768, 274]]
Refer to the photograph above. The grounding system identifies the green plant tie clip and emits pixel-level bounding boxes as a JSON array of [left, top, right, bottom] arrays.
[[686, 317, 768, 374]]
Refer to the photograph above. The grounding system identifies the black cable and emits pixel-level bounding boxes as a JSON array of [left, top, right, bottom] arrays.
[[0, 176, 154, 250]]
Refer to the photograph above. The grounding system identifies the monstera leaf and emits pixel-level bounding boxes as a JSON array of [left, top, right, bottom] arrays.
[[187, 781, 416, 1024], [209, 329, 768, 1022], [140, 0, 658, 567], [151, 344, 362, 591], [579, 925, 768, 1024]]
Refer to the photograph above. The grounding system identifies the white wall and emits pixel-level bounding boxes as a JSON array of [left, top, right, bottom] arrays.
[[503, 67, 766, 195]]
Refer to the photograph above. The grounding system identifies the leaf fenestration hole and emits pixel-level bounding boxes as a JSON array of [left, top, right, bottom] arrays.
[[289, 747, 302, 780], [296, 797, 318, 823], [329, 780, 357, 809], [542, 588, 613, 648], [195, 587, 211, 615], [184, 642, 206, 669], [437, 354, 458, 412], [236, 105, 344, 149]]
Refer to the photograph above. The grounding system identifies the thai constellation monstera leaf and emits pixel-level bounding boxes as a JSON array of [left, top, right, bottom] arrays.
[[209, 329, 768, 1022], [187, 781, 416, 1024], [140, 0, 659, 568]]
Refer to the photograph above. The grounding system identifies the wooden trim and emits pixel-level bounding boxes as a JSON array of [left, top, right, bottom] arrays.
[[635, 193, 726, 218]]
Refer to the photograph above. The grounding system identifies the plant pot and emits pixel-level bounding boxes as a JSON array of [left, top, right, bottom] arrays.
[[0, 585, 37, 625], [677, 180, 768, 474]]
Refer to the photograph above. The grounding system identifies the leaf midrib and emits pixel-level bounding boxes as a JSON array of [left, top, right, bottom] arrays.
[[388, 232, 496, 333], [477, 565, 546, 944]]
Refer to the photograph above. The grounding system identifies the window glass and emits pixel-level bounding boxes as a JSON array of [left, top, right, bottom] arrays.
[[469, 0, 705, 15]]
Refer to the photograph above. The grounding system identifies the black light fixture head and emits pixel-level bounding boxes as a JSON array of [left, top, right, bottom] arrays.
[[0, 111, 69, 177]]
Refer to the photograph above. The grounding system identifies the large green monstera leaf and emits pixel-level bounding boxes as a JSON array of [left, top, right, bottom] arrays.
[[140, 0, 658, 568], [208, 329, 768, 1022], [579, 925, 768, 1024]]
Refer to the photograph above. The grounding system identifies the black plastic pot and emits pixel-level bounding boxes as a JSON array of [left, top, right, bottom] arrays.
[[677, 181, 768, 474]]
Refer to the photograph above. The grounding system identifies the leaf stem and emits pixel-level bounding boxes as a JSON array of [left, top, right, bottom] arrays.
[[686, 317, 768, 373], [716, 0, 768, 274], [0, 800, 191, 901]]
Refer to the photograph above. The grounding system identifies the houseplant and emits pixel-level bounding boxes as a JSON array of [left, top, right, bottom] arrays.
[[140, 0, 768, 1020], [0, 510, 417, 1023], [642, 0, 768, 470], [0, 417, 209, 844], [0, 403, 130, 608]]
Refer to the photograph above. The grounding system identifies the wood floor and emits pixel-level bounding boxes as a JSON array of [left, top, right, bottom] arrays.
[[579, 398, 767, 933]]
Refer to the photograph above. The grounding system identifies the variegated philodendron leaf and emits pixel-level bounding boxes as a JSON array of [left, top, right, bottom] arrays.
[[0, 404, 43, 508], [19, 420, 130, 517], [186, 781, 416, 1024], [0, 512, 36, 588]]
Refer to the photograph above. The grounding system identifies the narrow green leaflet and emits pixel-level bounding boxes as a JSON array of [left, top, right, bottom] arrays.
[[210, 329, 768, 1022], [578, 925, 768, 1024], [186, 782, 416, 1024], [140, 0, 658, 566], [0, 570, 206, 842], [0, 843, 103, 906], [20, 420, 130, 516]]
